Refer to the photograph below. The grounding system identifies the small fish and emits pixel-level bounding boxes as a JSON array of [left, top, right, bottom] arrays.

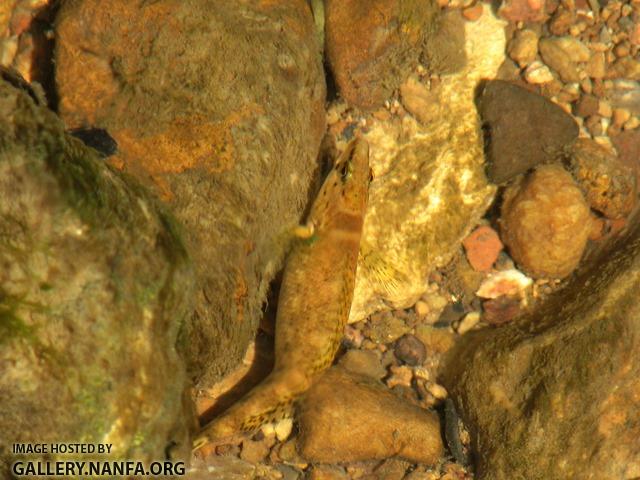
[[194, 137, 371, 449]]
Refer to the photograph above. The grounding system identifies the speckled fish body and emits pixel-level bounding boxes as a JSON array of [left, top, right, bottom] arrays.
[[194, 138, 370, 448]]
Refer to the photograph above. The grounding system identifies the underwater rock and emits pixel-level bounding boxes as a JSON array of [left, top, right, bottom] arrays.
[[500, 164, 592, 279], [325, 0, 438, 110], [479, 80, 579, 184], [297, 366, 443, 464], [0, 78, 194, 475], [441, 212, 640, 479], [570, 138, 637, 220], [349, 4, 501, 321], [55, 0, 326, 385]]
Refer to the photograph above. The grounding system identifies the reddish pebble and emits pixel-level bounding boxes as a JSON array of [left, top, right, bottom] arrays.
[[482, 297, 521, 325], [462, 225, 504, 272], [499, 0, 547, 22], [462, 3, 484, 21]]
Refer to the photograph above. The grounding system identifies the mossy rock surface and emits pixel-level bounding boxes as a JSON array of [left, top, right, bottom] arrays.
[[0, 79, 195, 475]]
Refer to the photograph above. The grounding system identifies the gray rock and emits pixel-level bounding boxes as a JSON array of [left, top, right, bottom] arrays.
[[440, 212, 640, 479], [394, 334, 427, 366], [479, 80, 578, 184]]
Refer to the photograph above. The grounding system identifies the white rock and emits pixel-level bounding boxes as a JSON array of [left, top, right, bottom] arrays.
[[476, 269, 533, 299], [524, 61, 555, 84]]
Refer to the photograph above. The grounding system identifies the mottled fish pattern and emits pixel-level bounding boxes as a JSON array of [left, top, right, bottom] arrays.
[[194, 137, 371, 449]]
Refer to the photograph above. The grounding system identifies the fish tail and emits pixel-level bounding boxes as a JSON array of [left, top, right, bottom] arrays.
[[193, 369, 309, 451]]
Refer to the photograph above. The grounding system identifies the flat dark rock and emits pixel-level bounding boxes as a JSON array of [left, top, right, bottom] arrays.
[[479, 80, 578, 184]]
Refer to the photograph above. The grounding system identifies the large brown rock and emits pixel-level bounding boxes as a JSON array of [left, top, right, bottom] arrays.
[[0, 78, 194, 475], [55, 0, 326, 385], [297, 366, 443, 464], [441, 212, 640, 479], [479, 80, 579, 184], [325, 0, 438, 110]]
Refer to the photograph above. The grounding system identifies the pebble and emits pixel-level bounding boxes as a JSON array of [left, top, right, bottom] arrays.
[[574, 94, 600, 117], [425, 382, 448, 400], [414, 325, 456, 354], [508, 29, 539, 67], [549, 8, 575, 35], [414, 300, 430, 317], [498, 0, 547, 22], [479, 80, 578, 184], [585, 51, 606, 78], [456, 311, 481, 334], [365, 311, 410, 344], [240, 437, 272, 464], [462, 225, 504, 272], [461, 3, 483, 21], [539, 37, 581, 83], [607, 57, 640, 80], [612, 108, 631, 126], [436, 301, 466, 326], [500, 164, 593, 279], [274, 418, 293, 442], [524, 61, 555, 84], [607, 79, 640, 116], [372, 458, 412, 480], [386, 365, 414, 389], [394, 334, 427, 366], [400, 75, 441, 125], [275, 465, 299, 480], [475, 269, 533, 299], [482, 296, 522, 325], [297, 367, 443, 464], [273, 439, 307, 468], [339, 348, 387, 380]]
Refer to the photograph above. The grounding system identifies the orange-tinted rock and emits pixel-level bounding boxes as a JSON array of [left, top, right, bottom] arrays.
[[462, 3, 484, 21], [55, 0, 326, 385], [499, 0, 548, 22], [462, 225, 503, 272], [500, 164, 592, 279], [325, 0, 438, 110], [570, 138, 637, 220]]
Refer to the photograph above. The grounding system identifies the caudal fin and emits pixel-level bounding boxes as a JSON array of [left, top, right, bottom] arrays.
[[193, 369, 309, 451]]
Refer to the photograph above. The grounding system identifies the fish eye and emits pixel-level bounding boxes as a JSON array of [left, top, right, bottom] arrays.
[[339, 161, 350, 179]]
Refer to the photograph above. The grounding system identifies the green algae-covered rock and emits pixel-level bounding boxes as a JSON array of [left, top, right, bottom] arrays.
[[0, 78, 195, 475]]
